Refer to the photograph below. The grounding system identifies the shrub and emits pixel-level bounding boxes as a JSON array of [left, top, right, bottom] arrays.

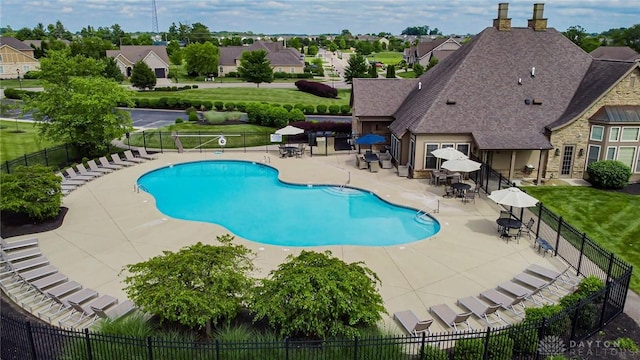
[[615, 337, 639, 352], [225, 102, 236, 111], [316, 104, 327, 114], [175, 118, 184, 124], [157, 97, 168, 108], [136, 98, 149, 108], [340, 104, 351, 114], [201, 101, 213, 110], [236, 102, 247, 112], [454, 336, 514, 360], [166, 98, 178, 109], [192, 84, 198, 89], [328, 104, 340, 114], [24, 70, 42, 79], [293, 103, 305, 112], [283, 104, 293, 111], [188, 112, 199, 122], [185, 106, 197, 115], [214, 101, 224, 111], [294, 79, 338, 98], [586, 160, 631, 189], [0, 165, 62, 222], [524, 304, 569, 336], [4, 88, 37, 99], [423, 345, 448, 360], [303, 104, 315, 114], [226, 71, 239, 77]]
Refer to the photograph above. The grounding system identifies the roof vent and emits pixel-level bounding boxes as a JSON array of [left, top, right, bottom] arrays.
[[524, 99, 532, 105], [533, 98, 543, 105], [446, 99, 456, 105], [530, 67, 535, 77], [418, 82, 422, 90], [518, 78, 522, 85]]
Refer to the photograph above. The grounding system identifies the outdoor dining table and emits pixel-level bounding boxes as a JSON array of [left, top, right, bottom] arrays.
[[364, 152, 380, 163], [451, 183, 471, 197], [284, 146, 300, 157], [496, 218, 522, 230]]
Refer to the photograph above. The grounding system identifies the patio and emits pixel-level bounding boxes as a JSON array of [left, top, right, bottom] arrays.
[[10, 150, 571, 333]]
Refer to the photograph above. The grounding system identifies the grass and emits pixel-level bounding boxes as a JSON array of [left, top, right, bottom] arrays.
[[521, 186, 640, 292], [130, 87, 351, 108], [396, 71, 416, 79], [0, 120, 60, 163], [203, 111, 245, 124], [1, 79, 42, 88], [371, 51, 404, 65]]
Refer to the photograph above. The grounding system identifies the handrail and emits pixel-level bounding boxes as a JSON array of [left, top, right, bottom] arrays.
[[416, 200, 439, 217], [340, 170, 351, 189], [263, 155, 270, 164]]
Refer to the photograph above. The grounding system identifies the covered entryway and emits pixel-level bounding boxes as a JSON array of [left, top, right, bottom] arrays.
[[560, 145, 575, 177], [154, 68, 166, 78]]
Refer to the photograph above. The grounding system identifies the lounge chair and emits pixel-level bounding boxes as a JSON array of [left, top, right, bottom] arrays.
[[480, 289, 527, 318], [514, 272, 564, 297], [1, 247, 42, 263], [86, 159, 113, 174], [379, 152, 393, 169], [98, 157, 123, 170], [76, 163, 104, 177], [525, 264, 580, 287], [30, 280, 81, 313], [392, 310, 433, 335], [64, 168, 95, 182], [137, 148, 158, 160], [497, 280, 551, 305], [19, 272, 67, 300], [2, 256, 49, 274], [429, 303, 473, 331], [39, 286, 95, 323], [93, 299, 136, 321], [56, 173, 86, 186], [110, 153, 136, 167], [124, 150, 146, 164], [12, 265, 58, 289], [1, 237, 38, 251], [60, 294, 118, 328], [457, 296, 510, 327]]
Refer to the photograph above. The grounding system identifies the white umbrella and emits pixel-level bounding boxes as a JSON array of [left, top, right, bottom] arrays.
[[431, 147, 468, 160], [275, 125, 304, 135], [441, 157, 481, 173], [488, 187, 539, 208]]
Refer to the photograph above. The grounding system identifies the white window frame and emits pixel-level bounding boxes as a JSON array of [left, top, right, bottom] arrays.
[[617, 146, 636, 169], [0, 66, 3, 74], [424, 143, 439, 170], [0, 54, 3, 62], [606, 146, 617, 160], [277, 67, 283, 73], [609, 127, 620, 142], [290, 67, 295, 73], [590, 125, 604, 141], [586, 145, 600, 167], [456, 143, 471, 157], [620, 127, 640, 142], [390, 135, 400, 161]]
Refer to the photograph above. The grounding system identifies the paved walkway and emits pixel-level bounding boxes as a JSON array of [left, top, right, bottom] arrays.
[[6, 150, 638, 331]]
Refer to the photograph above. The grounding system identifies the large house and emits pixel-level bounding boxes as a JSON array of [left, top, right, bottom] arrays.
[[0, 37, 40, 79], [403, 37, 462, 67], [351, 3, 640, 183], [218, 41, 305, 76], [106, 45, 170, 78], [590, 46, 640, 62]]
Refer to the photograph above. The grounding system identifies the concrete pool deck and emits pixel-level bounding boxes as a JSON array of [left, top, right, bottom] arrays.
[[9, 150, 577, 333]]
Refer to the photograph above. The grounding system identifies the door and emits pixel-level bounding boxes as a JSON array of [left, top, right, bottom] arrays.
[[560, 145, 575, 177], [154, 68, 166, 78], [409, 139, 415, 170]]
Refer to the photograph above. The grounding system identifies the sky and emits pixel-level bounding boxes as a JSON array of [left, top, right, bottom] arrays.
[[1, 0, 639, 36]]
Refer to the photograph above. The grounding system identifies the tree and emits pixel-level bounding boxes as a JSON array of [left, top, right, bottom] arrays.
[[413, 62, 425, 77], [183, 41, 218, 76], [24, 49, 133, 156], [130, 61, 157, 90], [0, 165, 62, 222], [189, 22, 212, 44], [102, 57, 125, 83], [250, 250, 386, 339], [368, 62, 378, 78], [385, 64, 396, 78], [237, 50, 273, 87], [425, 57, 439, 72], [121, 236, 255, 335], [166, 39, 181, 56], [343, 53, 369, 84], [563, 25, 587, 48]]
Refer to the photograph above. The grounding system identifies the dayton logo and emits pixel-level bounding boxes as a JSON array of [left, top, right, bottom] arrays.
[[538, 335, 566, 356]]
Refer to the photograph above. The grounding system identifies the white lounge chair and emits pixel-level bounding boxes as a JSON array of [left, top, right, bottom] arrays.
[[1, 237, 38, 251], [93, 299, 136, 320], [497, 280, 552, 305], [429, 303, 473, 331], [137, 148, 158, 160], [480, 289, 527, 318], [97, 157, 123, 170], [457, 296, 509, 327], [392, 309, 433, 335], [56, 173, 85, 186], [60, 294, 118, 328], [87, 159, 113, 173], [64, 168, 94, 182], [110, 153, 136, 167], [124, 150, 146, 164], [525, 264, 581, 288], [76, 163, 104, 177]]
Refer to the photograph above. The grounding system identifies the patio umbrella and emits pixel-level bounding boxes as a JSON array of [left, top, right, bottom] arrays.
[[275, 125, 304, 144], [354, 133, 386, 152], [430, 147, 468, 160], [488, 187, 539, 208], [441, 157, 481, 173]]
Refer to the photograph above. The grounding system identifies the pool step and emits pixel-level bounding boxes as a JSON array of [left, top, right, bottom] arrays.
[[321, 186, 365, 197]]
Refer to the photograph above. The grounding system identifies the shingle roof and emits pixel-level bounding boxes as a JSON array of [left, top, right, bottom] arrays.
[[547, 60, 638, 130], [0, 37, 32, 51], [590, 46, 639, 61], [352, 78, 417, 117], [389, 26, 595, 150], [416, 38, 447, 57], [590, 105, 640, 123], [219, 41, 303, 67], [106, 46, 169, 66]]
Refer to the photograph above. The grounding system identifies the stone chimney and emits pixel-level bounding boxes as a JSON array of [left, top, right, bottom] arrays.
[[528, 3, 548, 31], [493, 3, 511, 31]]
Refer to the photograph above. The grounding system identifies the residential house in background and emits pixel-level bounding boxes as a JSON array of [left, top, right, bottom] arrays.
[[590, 46, 640, 62], [352, 3, 640, 183], [218, 41, 305, 77], [403, 38, 462, 67], [0, 37, 40, 79], [106, 45, 170, 78]]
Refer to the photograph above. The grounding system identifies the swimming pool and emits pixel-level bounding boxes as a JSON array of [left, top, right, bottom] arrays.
[[137, 161, 440, 246]]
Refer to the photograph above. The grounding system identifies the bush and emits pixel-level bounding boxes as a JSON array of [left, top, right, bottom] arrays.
[[24, 70, 42, 79], [192, 84, 198, 89], [236, 102, 247, 112], [586, 160, 631, 189], [524, 304, 569, 336], [615, 337, 639, 352], [201, 101, 213, 110], [225, 102, 236, 111], [214, 101, 224, 111], [188, 112, 199, 122], [454, 336, 514, 360], [340, 104, 351, 114], [316, 104, 327, 114], [0, 165, 62, 222], [508, 323, 539, 355], [293, 103, 305, 112], [175, 118, 184, 124], [328, 104, 340, 114], [3, 88, 37, 100], [303, 105, 315, 114], [283, 104, 293, 111], [294, 79, 338, 98]]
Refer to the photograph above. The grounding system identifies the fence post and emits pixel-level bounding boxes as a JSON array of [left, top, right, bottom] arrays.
[[554, 217, 563, 257], [483, 327, 491, 360], [23, 153, 28, 166], [536, 317, 547, 360], [44, 148, 49, 167], [159, 131, 163, 153], [5, 160, 10, 174], [143, 131, 147, 150], [419, 332, 426, 359], [285, 337, 289, 360], [84, 328, 93, 360], [215, 339, 220, 360], [599, 280, 613, 327], [353, 336, 358, 360], [536, 203, 543, 237], [199, 131, 202, 153], [569, 299, 581, 341], [26, 321, 37, 360], [147, 336, 153, 360], [576, 234, 587, 275]]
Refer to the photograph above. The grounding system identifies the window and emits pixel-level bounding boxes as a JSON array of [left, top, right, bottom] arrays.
[[441, 143, 454, 149], [390, 135, 400, 160], [22, 65, 29, 72], [636, 152, 640, 173], [290, 67, 294, 73], [606, 147, 616, 160], [590, 125, 604, 141], [617, 147, 636, 169], [621, 127, 640, 142], [0, 54, 3, 62], [424, 143, 439, 169], [219, 66, 224, 74], [0, 66, 3, 74], [586, 145, 600, 166], [456, 143, 470, 157], [277, 67, 283, 72], [609, 127, 620, 142]]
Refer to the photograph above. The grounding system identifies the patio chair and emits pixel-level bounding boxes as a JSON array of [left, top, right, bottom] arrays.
[[356, 155, 368, 169], [31, 280, 81, 315], [521, 218, 535, 239], [480, 289, 527, 318], [98, 157, 124, 170], [462, 191, 476, 204], [296, 144, 306, 158], [60, 294, 118, 328], [56, 173, 85, 187], [514, 272, 563, 297], [87, 159, 114, 174], [497, 211, 512, 232], [39, 287, 96, 323], [1, 237, 38, 251], [497, 280, 552, 306], [18, 272, 67, 301], [429, 303, 473, 331], [525, 264, 581, 288], [369, 160, 380, 173], [137, 148, 158, 160], [93, 299, 136, 321], [392, 310, 433, 335], [457, 296, 510, 327], [64, 168, 95, 182], [76, 163, 104, 178], [501, 227, 521, 244], [124, 150, 146, 164], [279, 147, 288, 158], [110, 153, 136, 167]]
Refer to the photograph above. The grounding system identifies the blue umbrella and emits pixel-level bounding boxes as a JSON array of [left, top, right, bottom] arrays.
[[355, 134, 386, 145]]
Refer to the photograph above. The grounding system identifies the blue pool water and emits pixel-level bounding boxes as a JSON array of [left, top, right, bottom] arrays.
[[137, 161, 440, 246]]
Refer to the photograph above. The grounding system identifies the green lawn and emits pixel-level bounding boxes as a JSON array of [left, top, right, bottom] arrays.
[[396, 71, 416, 79], [521, 186, 640, 292], [131, 87, 351, 108], [1, 79, 42, 88], [371, 51, 404, 65], [0, 120, 60, 163]]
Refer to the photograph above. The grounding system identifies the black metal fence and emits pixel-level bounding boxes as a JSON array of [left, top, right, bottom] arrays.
[[0, 144, 82, 174]]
